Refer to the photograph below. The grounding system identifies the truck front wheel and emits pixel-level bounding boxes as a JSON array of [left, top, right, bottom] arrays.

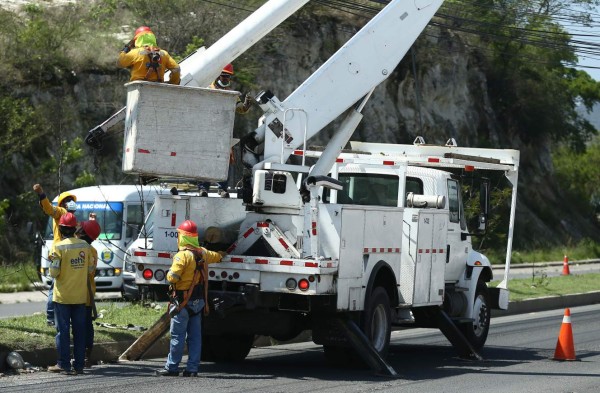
[[361, 286, 391, 357], [460, 281, 490, 350]]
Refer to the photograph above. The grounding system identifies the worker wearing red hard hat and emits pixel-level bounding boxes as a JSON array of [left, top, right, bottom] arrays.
[[156, 220, 225, 377], [33, 183, 78, 327], [47, 213, 95, 375], [118, 25, 181, 85], [199, 64, 252, 198], [77, 220, 102, 368]]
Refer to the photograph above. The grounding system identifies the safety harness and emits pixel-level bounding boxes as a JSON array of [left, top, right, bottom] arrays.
[[143, 46, 163, 82], [168, 248, 210, 317]]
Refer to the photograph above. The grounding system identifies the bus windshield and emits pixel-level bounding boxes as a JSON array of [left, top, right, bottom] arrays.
[[44, 201, 124, 241]]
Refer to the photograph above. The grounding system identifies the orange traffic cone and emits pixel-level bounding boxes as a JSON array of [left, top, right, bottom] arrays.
[[553, 308, 576, 361], [561, 255, 570, 276]]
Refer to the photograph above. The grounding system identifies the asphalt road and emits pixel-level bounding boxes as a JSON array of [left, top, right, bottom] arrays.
[[1, 304, 599, 392]]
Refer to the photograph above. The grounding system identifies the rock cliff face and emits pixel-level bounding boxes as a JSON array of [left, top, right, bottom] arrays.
[[36, 11, 600, 249]]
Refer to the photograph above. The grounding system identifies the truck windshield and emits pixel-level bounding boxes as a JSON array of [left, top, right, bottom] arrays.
[[44, 202, 124, 240]]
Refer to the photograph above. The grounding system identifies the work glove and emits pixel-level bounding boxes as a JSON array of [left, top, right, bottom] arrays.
[[122, 45, 131, 53], [33, 184, 43, 194]]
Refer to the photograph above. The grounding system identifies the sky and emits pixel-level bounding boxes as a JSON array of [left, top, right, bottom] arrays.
[[564, 5, 600, 81]]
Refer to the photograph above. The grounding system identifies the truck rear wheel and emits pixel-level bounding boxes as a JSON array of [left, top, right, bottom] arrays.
[[460, 281, 490, 350], [360, 286, 391, 358], [202, 334, 254, 362]]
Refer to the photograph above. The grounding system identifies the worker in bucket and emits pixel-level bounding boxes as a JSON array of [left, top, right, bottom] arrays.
[[47, 213, 95, 375], [33, 184, 78, 327], [118, 26, 181, 85], [198, 63, 251, 197], [76, 220, 101, 368], [156, 220, 225, 377]]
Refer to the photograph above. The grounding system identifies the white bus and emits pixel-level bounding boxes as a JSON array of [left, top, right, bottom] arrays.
[[39, 184, 166, 292]]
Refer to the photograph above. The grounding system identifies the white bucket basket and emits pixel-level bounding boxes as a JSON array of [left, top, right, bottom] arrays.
[[122, 81, 239, 180]]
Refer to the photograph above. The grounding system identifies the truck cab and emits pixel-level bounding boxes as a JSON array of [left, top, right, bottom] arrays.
[[40, 185, 164, 293]]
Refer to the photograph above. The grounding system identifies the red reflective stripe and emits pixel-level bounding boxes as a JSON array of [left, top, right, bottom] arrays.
[[170, 152, 177, 157], [426, 249, 430, 254], [383, 160, 394, 165], [158, 252, 171, 258], [305, 262, 318, 268], [312, 221, 317, 235], [363, 248, 368, 253], [243, 228, 254, 238], [171, 213, 176, 227], [419, 249, 423, 253], [465, 165, 475, 172], [126, 148, 130, 153], [432, 249, 437, 253], [439, 249, 444, 253], [336, 158, 344, 163], [230, 257, 244, 263], [293, 150, 304, 156], [138, 148, 151, 154], [380, 248, 384, 252], [257, 222, 269, 228], [428, 157, 440, 163], [372, 248, 376, 252], [395, 248, 400, 253], [280, 260, 293, 266], [278, 238, 289, 249], [133, 251, 147, 257], [388, 248, 392, 252], [227, 244, 237, 253], [255, 259, 268, 264]]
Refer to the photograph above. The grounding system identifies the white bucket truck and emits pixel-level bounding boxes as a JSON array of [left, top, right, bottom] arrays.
[[104, 0, 519, 369], [39, 185, 164, 293]]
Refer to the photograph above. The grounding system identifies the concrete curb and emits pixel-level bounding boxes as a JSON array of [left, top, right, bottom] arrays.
[[8, 291, 600, 370]]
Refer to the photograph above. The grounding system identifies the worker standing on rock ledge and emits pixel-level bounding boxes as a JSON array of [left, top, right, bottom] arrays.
[[155, 220, 225, 377]]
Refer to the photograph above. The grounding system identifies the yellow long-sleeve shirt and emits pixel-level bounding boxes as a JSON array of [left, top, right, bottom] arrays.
[[167, 247, 223, 291], [49, 238, 95, 304], [118, 46, 181, 85], [40, 197, 67, 241]]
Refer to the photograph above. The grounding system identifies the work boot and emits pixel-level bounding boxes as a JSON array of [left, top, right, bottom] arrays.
[[182, 370, 198, 377], [155, 369, 179, 377], [47, 364, 65, 373]]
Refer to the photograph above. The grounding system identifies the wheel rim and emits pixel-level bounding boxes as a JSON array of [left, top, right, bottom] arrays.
[[370, 303, 388, 352], [472, 294, 489, 338]]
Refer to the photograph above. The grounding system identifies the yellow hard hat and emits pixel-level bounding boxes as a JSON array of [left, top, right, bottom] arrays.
[[57, 191, 76, 206]]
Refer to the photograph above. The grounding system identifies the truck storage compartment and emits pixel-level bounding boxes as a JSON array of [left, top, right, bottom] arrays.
[[122, 81, 239, 180]]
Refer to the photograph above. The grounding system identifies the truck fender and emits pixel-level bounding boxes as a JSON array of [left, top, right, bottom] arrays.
[[364, 260, 399, 308], [458, 251, 493, 319]]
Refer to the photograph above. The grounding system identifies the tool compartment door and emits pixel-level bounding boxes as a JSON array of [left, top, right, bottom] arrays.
[[153, 196, 190, 252]]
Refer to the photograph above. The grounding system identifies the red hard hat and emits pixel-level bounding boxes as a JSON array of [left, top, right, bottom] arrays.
[[222, 63, 234, 75], [178, 220, 198, 234], [134, 26, 153, 40], [82, 220, 101, 241], [59, 212, 77, 228]]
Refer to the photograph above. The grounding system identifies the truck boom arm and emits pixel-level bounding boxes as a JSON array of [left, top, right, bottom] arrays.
[[252, 0, 444, 168]]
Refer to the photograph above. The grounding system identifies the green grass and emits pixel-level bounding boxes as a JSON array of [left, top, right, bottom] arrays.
[[486, 238, 600, 265], [0, 302, 168, 352], [0, 263, 40, 293], [491, 273, 600, 302]]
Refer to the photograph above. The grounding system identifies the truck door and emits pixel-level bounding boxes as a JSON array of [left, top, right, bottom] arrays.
[[445, 179, 469, 281]]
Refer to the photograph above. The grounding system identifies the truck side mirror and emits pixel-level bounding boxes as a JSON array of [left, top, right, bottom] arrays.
[[478, 180, 490, 232]]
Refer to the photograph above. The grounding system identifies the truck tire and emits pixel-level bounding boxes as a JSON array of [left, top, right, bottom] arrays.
[[360, 286, 391, 358], [202, 334, 254, 362], [460, 280, 490, 350]]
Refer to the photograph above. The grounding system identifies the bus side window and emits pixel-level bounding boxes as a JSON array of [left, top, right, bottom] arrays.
[[126, 204, 144, 239]]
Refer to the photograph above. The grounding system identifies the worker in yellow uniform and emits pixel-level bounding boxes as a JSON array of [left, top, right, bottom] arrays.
[[118, 26, 181, 85], [156, 220, 225, 377], [198, 63, 251, 197], [77, 220, 101, 368], [33, 183, 77, 327], [47, 213, 95, 375]]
